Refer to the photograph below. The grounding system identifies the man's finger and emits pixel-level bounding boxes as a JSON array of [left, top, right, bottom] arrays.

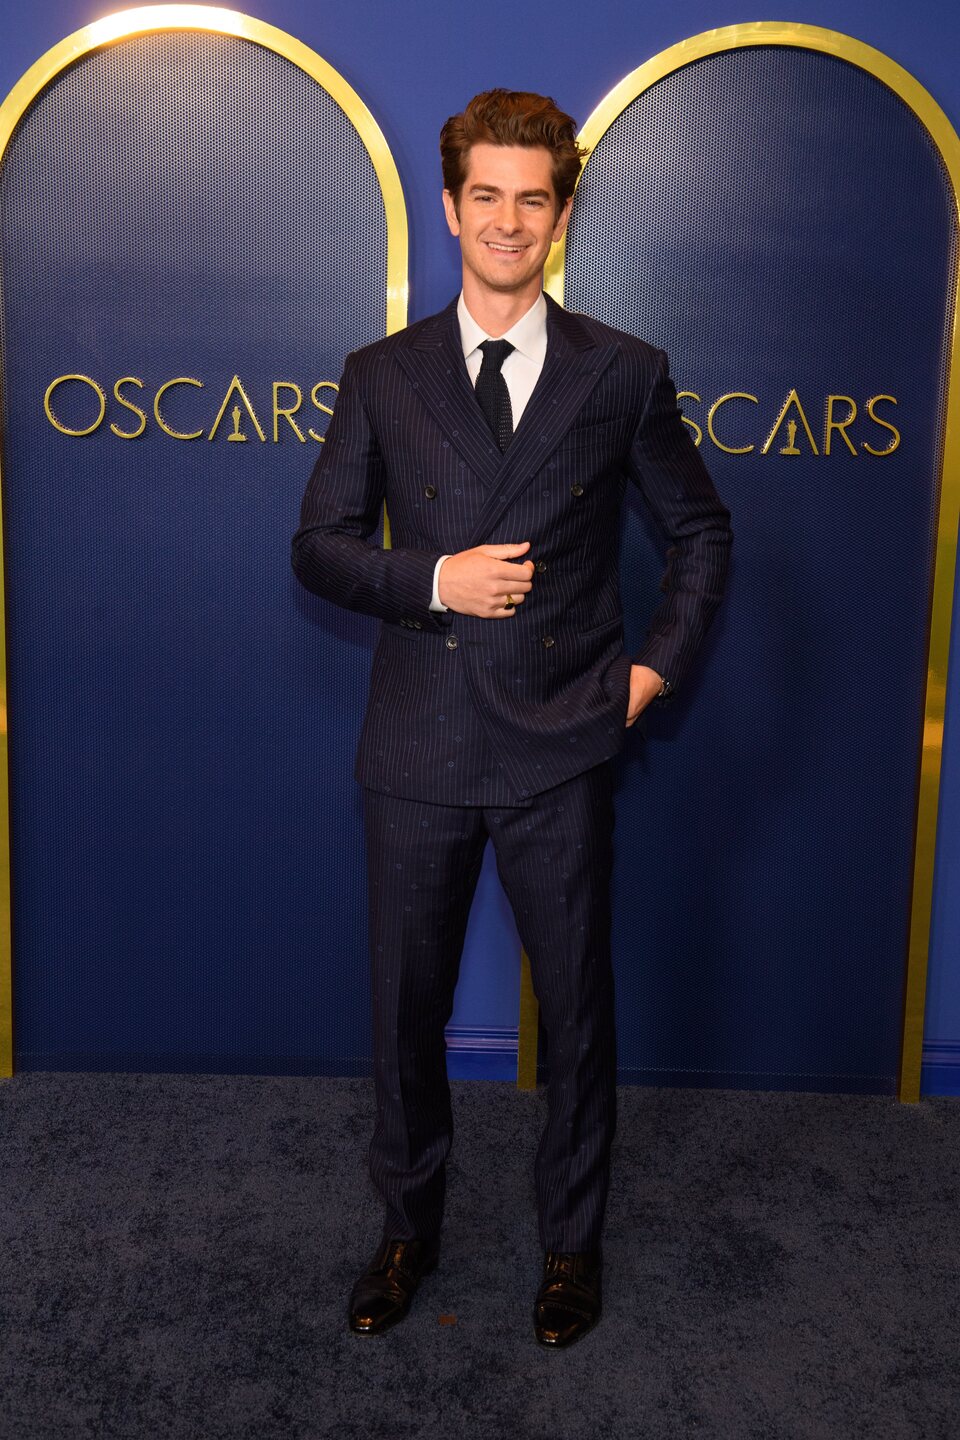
[[480, 542, 531, 559], [492, 564, 538, 581], [492, 570, 538, 587], [485, 591, 527, 617]]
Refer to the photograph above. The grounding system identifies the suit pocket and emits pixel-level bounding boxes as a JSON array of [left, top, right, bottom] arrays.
[[579, 614, 624, 640], [560, 418, 629, 454]]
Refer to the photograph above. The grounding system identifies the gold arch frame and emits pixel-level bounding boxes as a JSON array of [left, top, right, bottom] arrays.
[[541, 22, 960, 1102], [0, 5, 409, 1077]]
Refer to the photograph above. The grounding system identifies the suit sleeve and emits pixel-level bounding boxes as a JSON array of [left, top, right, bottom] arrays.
[[291, 352, 448, 630], [625, 349, 733, 695]]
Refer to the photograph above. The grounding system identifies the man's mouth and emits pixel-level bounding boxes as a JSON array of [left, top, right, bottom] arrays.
[[484, 241, 526, 255]]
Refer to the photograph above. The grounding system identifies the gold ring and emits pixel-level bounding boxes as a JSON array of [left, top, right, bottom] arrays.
[[504, 594, 515, 608]]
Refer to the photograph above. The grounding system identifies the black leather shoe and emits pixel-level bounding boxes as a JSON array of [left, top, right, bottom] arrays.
[[533, 1249, 602, 1348], [348, 1237, 440, 1335]]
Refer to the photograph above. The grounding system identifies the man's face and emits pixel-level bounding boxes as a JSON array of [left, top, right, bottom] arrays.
[[443, 143, 572, 299]]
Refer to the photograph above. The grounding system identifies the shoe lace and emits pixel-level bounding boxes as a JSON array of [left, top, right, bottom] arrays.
[[373, 1240, 419, 1280], [545, 1252, 577, 1281]]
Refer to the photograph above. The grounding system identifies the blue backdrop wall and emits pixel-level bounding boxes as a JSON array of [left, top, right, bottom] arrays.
[[1, 1, 958, 1094]]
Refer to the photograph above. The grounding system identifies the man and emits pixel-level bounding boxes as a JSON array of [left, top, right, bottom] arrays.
[[292, 89, 732, 1348]]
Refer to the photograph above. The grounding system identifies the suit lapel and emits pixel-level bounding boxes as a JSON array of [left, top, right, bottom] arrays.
[[465, 295, 619, 546], [395, 299, 503, 490]]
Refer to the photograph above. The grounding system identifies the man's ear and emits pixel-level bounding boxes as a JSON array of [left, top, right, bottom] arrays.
[[442, 189, 461, 237], [552, 194, 574, 244]]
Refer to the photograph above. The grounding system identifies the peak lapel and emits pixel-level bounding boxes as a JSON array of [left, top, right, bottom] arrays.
[[465, 297, 619, 547], [395, 300, 503, 489]]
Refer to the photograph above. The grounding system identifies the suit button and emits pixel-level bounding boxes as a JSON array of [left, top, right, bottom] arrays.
[[446, 635, 458, 650], [542, 636, 555, 648], [424, 485, 437, 499], [400, 618, 409, 627], [571, 484, 584, 497], [535, 560, 547, 573], [413, 621, 423, 629]]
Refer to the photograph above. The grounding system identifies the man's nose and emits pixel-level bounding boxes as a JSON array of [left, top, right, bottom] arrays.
[[496, 203, 522, 233]]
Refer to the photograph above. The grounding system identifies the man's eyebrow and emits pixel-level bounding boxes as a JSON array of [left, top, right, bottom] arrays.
[[467, 183, 552, 199]]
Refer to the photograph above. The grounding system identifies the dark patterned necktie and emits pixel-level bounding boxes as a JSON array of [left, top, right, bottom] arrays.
[[475, 339, 515, 451]]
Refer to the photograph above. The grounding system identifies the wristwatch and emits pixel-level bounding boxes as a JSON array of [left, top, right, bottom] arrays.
[[656, 673, 673, 702]]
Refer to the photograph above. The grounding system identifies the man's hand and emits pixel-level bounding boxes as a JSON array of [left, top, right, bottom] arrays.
[[626, 664, 663, 726], [437, 541, 535, 617]]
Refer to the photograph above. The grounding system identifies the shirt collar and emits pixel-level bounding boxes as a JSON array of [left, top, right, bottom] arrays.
[[457, 290, 548, 364]]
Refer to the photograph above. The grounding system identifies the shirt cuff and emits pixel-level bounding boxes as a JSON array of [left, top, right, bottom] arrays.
[[430, 554, 451, 612]]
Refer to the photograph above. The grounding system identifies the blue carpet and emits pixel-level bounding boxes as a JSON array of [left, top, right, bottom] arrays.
[[0, 1074, 957, 1439]]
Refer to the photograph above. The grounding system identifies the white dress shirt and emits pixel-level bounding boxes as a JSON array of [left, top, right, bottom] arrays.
[[429, 291, 548, 611]]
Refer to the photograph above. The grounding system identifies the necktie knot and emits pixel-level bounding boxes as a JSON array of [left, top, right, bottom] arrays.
[[475, 340, 515, 451], [478, 338, 514, 373]]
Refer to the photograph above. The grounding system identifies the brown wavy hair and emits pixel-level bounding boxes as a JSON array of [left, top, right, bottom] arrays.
[[440, 89, 586, 217]]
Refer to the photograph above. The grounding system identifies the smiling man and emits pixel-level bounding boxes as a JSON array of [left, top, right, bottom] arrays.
[[292, 90, 732, 1348]]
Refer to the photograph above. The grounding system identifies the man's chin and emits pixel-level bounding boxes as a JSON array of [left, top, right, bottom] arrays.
[[476, 267, 539, 294]]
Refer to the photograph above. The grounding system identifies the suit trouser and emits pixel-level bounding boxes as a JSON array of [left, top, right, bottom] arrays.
[[362, 760, 617, 1252]]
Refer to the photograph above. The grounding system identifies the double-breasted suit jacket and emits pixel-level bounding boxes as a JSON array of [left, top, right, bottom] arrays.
[[292, 293, 732, 805]]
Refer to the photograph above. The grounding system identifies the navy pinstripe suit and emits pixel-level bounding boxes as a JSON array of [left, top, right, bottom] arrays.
[[292, 292, 731, 1250]]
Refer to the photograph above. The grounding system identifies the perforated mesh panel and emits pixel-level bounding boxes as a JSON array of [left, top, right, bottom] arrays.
[[1, 33, 389, 1071], [566, 47, 956, 1091]]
